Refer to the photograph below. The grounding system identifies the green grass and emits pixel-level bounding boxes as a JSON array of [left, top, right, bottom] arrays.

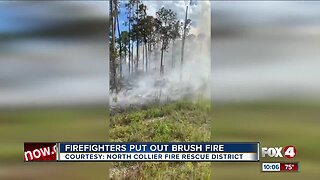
[[110, 100, 211, 179]]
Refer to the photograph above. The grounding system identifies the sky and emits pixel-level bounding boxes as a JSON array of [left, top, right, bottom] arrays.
[[116, 0, 204, 38]]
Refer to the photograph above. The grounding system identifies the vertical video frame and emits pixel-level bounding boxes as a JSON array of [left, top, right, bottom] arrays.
[[109, 0, 211, 179]]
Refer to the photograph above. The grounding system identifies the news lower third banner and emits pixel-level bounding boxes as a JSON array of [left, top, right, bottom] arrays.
[[24, 142, 259, 162]]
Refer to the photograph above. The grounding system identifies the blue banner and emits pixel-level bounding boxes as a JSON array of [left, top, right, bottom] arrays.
[[59, 142, 259, 153]]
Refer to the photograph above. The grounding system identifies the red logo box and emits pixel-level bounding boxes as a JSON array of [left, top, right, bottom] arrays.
[[24, 143, 57, 161]]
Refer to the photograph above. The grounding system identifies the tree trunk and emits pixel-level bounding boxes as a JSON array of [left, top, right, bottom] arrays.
[[142, 42, 145, 71], [145, 42, 148, 72], [135, 1, 139, 71], [109, 0, 113, 88], [180, 5, 188, 81], [136, 40, 139, 71], [110, 0, 117, 92], [113, 1, 117, 92], [171, 40, 175, 68], [131, 41, 134, 73], [160, 41, 164, 75], [116, 15, 122, 78], [128, 18, 131, 76], [125, 49, 127, 76], [128, 42, 131, 75]]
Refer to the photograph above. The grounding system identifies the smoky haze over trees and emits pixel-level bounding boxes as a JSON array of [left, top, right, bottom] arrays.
[[109, 0, 210, 108]]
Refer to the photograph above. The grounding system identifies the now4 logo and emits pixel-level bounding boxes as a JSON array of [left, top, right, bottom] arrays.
[[261, 145, 296, 159]]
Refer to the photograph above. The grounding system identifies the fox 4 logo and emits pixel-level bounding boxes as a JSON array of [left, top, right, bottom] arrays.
[[261, 145, 296, 159]]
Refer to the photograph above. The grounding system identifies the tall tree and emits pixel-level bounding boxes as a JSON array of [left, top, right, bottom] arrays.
[[170, 20, 182, 68], [125, 1, 131, 75], [131, 24, 141, 71], [180, 4, 191, 80], [123, 20, 131, 75], [125, 0, 140, 74], [120, 31, 130, 75], [115, 1, 122, 78], [148, 16, 161, 71], [110, 0, 118, 92], [181, 6, 191, 65], [155, 7, 177, 75], [131, 0, 143, 71], [138, 4, 147, 72], [139, 15, 155, 72]]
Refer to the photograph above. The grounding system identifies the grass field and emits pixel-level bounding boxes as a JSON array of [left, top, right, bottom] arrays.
[[110, 100, 211, 179], [1, 101, 319, 179]]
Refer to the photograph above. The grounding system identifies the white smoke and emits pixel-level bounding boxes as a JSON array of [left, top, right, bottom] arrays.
[[110, 1, 211, 109]]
